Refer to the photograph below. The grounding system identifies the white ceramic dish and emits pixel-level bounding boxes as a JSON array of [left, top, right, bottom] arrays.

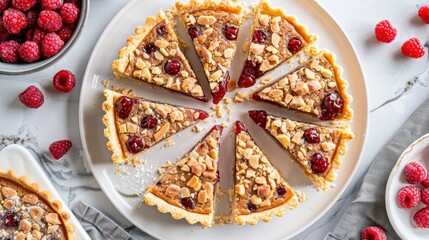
[[0, 144, 90, 240], [78, 0, 369, 239], [386, 133, 429, 239]]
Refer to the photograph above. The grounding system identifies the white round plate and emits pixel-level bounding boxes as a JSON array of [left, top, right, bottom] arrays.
[[386, 133, 429, 239], [78, 0, 369, 239]]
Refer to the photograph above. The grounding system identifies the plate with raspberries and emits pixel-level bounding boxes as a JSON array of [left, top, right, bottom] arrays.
[[386, 133, 429, 239]]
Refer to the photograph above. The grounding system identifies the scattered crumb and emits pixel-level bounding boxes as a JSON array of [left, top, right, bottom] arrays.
[[217, 187, 226, 197], [115, 168, 121, 175], [234, 92, 246, 103], [299, 57, 306, 64], [221, 122, 228, 128], [215, 214, 230, 225], [163, 137, 175, 147], [192, 125, 203, 133], [260, 77, 272, 85], [204, 119, 210, 123], [223, 97, 231, 105], [295, 190, 307, 202], [242, 42, 250, 52], [212, 104, 224, 118]]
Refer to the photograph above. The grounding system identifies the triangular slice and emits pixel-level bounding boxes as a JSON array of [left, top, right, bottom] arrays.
[[144, 125, 223, 227], [251, 49, 353, 121], [232, 121, 298, 225], [248, 110, 354, 190], [112, 11, 208, 102], [102, 89, 209, 165], [237, 0, 318, 88], [175, 0, 245, 104]]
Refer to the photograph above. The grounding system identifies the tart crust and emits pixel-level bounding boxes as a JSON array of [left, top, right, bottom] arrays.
[[0, 168, 76, 239], [174, 0, 244, 15]]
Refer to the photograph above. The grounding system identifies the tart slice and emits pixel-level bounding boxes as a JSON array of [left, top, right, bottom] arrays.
[[237, 0, 318, 88], [251, 49, 353, 121], [112, 11, 208, 102], [232, 121, 298, 225], [144, 125, 223, 227], [102, 89, 209, 165], [0, 168, 75, 239], [175, 0, 245, 104], [248, 110, 354, 190]]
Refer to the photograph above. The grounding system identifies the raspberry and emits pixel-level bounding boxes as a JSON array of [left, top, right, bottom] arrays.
[[38, 10, 62, 32], [0, 40, 19, 63], [19, 85, 44, 109], [49, 140, 72, 160], [374, 20, 397, 43], [53, 69, 75, 93], [422, 174, 429, 188], [418, 5, 429, 24], [422, 188, 429, 205], [398, 186, 421, 208], [401, 38, 425, 58], [0, 23, 10, 42], [361, 226, 387, 240], [65, 0, 79, 6], [2, 8, 27, 34], [18, 41, 40, 62], [41, 32, 64, 57], [404, 161, 427, 184], [26, 10, 38, 29], [414, 207, 429, 228], [56, 25, 73, 42], [32, 28, 47, 44], [41, 0, 63, 10], [0, 0, 10, 13], [12, 0, 36, 11], [60, 3, 79, 24]]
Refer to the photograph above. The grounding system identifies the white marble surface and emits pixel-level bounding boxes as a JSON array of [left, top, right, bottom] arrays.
[[0, 0, 428, 239]]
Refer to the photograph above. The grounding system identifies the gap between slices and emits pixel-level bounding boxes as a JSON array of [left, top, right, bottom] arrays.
[[237, 0, 318, 88], [144, 125, 223, 227], [248, 110, 354, 190], [102, 89, 209, 165], [232, 121, 298, 225]]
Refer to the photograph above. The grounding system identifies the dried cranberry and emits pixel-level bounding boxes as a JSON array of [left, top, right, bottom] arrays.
[[188, 25, 199, 39], [247, 202, 259, 212], [251, 91, 262, 101], [310, 153, 328, 174], [115, 96, 134, 119], [248, 110, 267, 127], [156, 25, 167, 36], [181, 197, 195, 210], [234, 121, 247, 135], [3, 212, 18, 227], [126, 136, 145, 153], [320, 91, 344, 120], [212, 72, 229, 104], [276, 185, 287, 196], [140, 116, 158, 129], [238, 74, 256, 88], [142, 42, 157, 54], [223, 23, 239, 40], [252, 29, 268, 43], [213, 170, 220, 184], [196, 110, 209, 120], [287, 37, 303, 54], [303, 128, 320, 144], [164, 58, 182, 75]]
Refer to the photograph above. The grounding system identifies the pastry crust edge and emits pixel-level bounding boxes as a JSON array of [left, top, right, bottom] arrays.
[[174, 0, 245, 15]]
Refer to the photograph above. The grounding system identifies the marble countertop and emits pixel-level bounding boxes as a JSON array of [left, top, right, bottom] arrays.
[[0, 0, 428, 239]]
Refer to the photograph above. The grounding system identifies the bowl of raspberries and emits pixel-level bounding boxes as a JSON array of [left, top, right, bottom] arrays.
[[0, 0, 88, 74]]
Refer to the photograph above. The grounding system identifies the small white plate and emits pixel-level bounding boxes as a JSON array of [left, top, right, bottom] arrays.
[[0, 144, 90, 240], [386, 133, 429, 239]]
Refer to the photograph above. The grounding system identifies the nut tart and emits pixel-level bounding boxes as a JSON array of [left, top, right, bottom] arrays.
[[248, 110, 354, 190], [251, 49, 353, 121], [175, 0, 245, 104], [112, 11, 208, 102], [232, 121, 298, 225], [237, 0, 318, 88], [0, 168, 75, 240], [102, 89, 209, 165], [144, 125, 223, 227]]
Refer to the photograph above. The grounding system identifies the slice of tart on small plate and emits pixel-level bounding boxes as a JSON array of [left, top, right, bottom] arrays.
[[175, 0, 246, 104], [232, 121, 298, 225], [102, 89, 209, 165], [237, 0, 318, 88], [248, 110, 354, 190], [112, 11, 208, 102], [144, 125, 223, 227]]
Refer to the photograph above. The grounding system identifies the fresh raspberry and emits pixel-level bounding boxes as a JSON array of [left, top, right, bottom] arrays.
[[41, 0, 63, 10], [0, 40, 19, 63], [64, 0, 80, 7], [56, 25, 73, 42], [422, 188, 429, 205], [38, 10, 62, 32], [374, 20, 397, 43], [12, 0, 36, 11], [401, 38, 426, 58], [18, 41, 40, 62], [49, 140, 72, 160], [2, 8, 27, 34], [422, 174, 429, 188], [414, 207, 429, 228], [26, 10, 38, 29], [418, 5, 429, 24], [41, 32, 64, 57], [0, 0, 10, 13], [398, 186, 421, 208], [361, 226, 387, 240], [32, 28, 47, 44], [404, 161, 427, 184], [53, 69, 75, 93], [19, 85, 44, 109], [60, 3, 79, 24], [0, 23, 10, 42]]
